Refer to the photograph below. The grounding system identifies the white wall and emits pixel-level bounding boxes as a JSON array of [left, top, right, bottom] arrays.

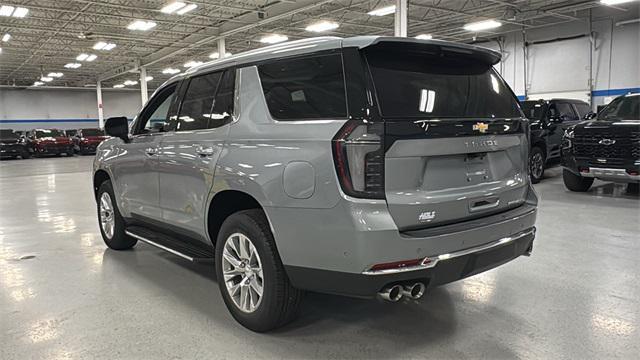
[[0, 88, 145, 130]]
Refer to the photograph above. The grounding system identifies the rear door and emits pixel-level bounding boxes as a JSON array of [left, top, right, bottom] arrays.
[[364, 44, 529, 231], [158, 69, 236, 241]]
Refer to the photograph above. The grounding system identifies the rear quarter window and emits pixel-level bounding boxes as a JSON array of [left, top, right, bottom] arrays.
[[257, 53, 347, 120]]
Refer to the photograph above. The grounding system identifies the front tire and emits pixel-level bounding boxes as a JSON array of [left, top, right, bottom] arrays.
[[21, 150, 31, 159], [215, 209, 302, 332], [97, 180, 137, 250], [529, 146, 545, 184], [563, 169, 594, 192]]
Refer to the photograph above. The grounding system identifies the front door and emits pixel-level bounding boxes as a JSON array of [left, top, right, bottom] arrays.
[[158, 69, 236, 242]]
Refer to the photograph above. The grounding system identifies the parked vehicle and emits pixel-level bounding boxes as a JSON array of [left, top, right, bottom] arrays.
[[562, 93, 639, 192], [65, 129, 78, 138], [71, 128, 109, 154], [0, 129, 31, 159], [26, 129, 74, 157], [93, 37, 538, 331], [520, 98, 593, 183]]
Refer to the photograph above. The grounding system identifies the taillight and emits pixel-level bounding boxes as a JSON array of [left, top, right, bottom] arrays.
[[332, 119, 385, 199]]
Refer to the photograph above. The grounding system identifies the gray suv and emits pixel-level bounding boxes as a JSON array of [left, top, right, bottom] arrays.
[[94, 36, 538, 332]]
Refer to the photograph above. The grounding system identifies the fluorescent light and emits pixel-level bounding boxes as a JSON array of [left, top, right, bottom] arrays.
[[601, 0, 639, 4], [259, 34, 288, 44], [184, 60, 203, 68], [368, 5, 395, 16], [86, 54, 97, 61], [12, 7, 28, 18], [415, 34, 433, 40], [464, 19, 502, 32], [93, 41, 116, 51], [0, 47, 2, 54], [40, 77, 53, 82], [2, 33, 10, 42], [127, 20, 157, 31], [113, 84, 125, 88], [305, 21, 339, 33], [209, 51, 232, 59], [104, 43, 116, 50], [162, 68, 181, 74], [160, 1, 186, 13], [33, 81, 44, 86], [76, 53, 89, 61], [123, 80, 138, 86], [176, 3, 197, 15], [64, 63, 82, 69], [145, 76, 153, 81], [48, 72, 63, 78], [0, 5, 14, 16]]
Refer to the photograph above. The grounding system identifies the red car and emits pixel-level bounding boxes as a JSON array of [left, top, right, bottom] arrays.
[[71, 128, 109, 155], [27, 129, 74, 157]]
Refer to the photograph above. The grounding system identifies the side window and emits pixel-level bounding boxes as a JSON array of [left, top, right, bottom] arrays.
[[555, 102, 578, 120], [135, 84, 177, 134], [208, 69, 236, 129], [177, 72, 222, 131], [573, 102, 591, 119], [257, 53, 347, 120]]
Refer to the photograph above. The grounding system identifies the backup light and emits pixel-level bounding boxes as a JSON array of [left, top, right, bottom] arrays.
[[464, 19, 502, 31], [127, 20, 157, 31], [160, 1, 186, 13], [415, 34, 433, 40], [64, 63, 81, 69], [176, 4, 197, 14], [209, 51, 232, 59], [48, 72, 63, 78], [183, 60, 203, 68], [368, 5, 395, 16], [305, 21, 339, 33], [2, 33, 10, 42], [162, 68, 181, 74], [600, 0, 639, 4], [259, 34, 288, 44]]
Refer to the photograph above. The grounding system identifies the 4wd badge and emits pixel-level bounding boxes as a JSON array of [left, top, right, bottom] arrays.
[[473, 122, 489, 133], [418, 211, 436, 222]]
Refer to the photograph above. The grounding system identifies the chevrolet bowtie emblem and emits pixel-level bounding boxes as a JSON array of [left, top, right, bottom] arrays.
[[473, 122, 489, 133]]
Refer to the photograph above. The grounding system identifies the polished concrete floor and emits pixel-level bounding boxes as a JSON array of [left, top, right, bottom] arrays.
[[1, 156, 639, 359]]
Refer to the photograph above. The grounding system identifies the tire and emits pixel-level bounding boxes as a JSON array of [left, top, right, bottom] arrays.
[[627, 183, 639, 194], [563, 169, 594, 192], [529, 146, 546, 184], [215, 209, 302, 332], [66, 149, 74, 157], [21, 150, 31, 159], [97, 180, 137, 250]]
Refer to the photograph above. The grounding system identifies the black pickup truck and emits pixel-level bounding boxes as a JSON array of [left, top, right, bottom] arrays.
[[521, 98, 593, 183], [561, 93, 639, 192]]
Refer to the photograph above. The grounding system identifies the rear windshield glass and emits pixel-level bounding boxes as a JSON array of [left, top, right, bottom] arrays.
[[598, 94, 639, 121], [36, 129, 64, 137], [365, 49, 522, 119], [0, 130, 18, 139], [82, 129, 104, 136], [521, 101, 546, 120]]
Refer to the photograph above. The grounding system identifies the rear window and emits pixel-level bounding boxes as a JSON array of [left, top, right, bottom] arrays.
[[257, 53, 347, 120], [521, 101, 546, 120], [365, 49, 522, 119]]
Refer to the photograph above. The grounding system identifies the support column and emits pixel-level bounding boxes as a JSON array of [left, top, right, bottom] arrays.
[[394, 0, 408, 37], [96, 80, 104, 129], [218, 37, 226, 58], [140, 66, 148, 105]]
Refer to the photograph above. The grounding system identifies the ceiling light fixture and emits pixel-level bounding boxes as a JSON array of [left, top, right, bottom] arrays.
[[209, 51, 233, 59], [0, 5, 13, 16], [48, 72, 63, 78], [176, 3, 197, 15], [113, 84, 125, 88], [11, 6, 28, 17], [0, 5, 28, 17], [40, 76, 53, 82], [259, 34, 288, 44], [368, 5, 396, 16], [123, 80, 138, 86], [463, 19, 502, 32], [93, 41, 116, 50], [2, 33, 10, 42], [184, 60, 203, 68], [305, 21, 339, 33], [86, 54, 97, 61], [64, 63, 82, 69], [76, 53, 88, 61], [127, 20, 157, 31], [145, 76, 154, 81], [160, 1, 186, 13], [600, 0, 639, 4], [162, 68, 181, 74], [33, 81, 44, 86], [415, 34, 433, 40]]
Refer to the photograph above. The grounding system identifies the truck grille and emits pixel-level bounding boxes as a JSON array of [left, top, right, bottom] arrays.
[[573, 130, 640, 161]]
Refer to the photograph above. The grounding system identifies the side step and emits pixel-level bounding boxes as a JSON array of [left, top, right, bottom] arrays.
[[125, 226, 214, 263]]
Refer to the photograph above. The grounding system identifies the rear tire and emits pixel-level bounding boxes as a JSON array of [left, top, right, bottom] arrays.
[[529, 146, 545, 184], [563, 169, 594, 192], [627, 183, 639, 194], [97, 180, 137, 250], [21, 150, 31, 159], [215, 209, 302, 332]]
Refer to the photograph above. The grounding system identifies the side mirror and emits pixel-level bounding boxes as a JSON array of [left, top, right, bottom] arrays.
[[104, 117, 129, 142], [584, 111, 596, 120]]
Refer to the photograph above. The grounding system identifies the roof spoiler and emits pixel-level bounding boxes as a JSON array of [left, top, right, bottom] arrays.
[[343, 36, 502, 65]]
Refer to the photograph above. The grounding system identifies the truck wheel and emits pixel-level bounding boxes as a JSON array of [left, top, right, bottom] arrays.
[[627, 183, 639, 194], [529, 147, 545, 184], [215, 209, 302, 332], [21, 150, 31, 159], [97, 180, 137, 250], [563, 169, 594, 192]]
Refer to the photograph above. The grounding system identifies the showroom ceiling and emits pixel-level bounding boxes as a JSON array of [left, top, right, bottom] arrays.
[[0, 0, 630, 88]]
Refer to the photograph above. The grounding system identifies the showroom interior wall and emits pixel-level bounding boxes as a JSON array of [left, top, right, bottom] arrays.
[[0, 88, 145, 130]]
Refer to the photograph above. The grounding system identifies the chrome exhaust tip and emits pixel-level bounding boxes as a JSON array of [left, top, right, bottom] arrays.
[[403, 282, 426, 299], [379, 284, 403, 302]]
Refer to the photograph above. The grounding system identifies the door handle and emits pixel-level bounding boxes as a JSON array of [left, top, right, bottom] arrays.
[[145, 147, 158, 156], [195, 145, 215, 157]]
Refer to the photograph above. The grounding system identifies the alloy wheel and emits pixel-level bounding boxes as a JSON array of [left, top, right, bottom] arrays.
[[99, 192, 115, 239], [222, 233, 264, 313], [530, 152, 544, 180]]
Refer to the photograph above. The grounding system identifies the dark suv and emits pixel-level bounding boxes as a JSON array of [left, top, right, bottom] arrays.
[[521, 99, 593, 183], [562, 93, 639, 192], [0, 129, 30, 159]]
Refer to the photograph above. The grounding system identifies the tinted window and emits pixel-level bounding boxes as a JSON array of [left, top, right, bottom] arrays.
[[366, 49, 522, 119], [178, 72, 222, 131], [0, 130, 18, 139], [36, 129, 64, 137], [573, 102, 591, 118], [208, 69, 235, 129], [554, 102, 577, 120], [521, 101, 546, 120], [258, 54, 347, 120], [599, 94, 639, 121]]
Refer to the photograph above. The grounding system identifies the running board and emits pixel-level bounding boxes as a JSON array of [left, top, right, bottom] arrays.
[[125, 226, 214, 263]]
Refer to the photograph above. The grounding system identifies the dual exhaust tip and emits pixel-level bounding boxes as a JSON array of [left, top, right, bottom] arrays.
[[379, 282, 426, 302]]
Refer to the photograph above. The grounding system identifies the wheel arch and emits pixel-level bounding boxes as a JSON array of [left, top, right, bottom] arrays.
[[93, 169, 111, 199], [206, 190, 271, 247]]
